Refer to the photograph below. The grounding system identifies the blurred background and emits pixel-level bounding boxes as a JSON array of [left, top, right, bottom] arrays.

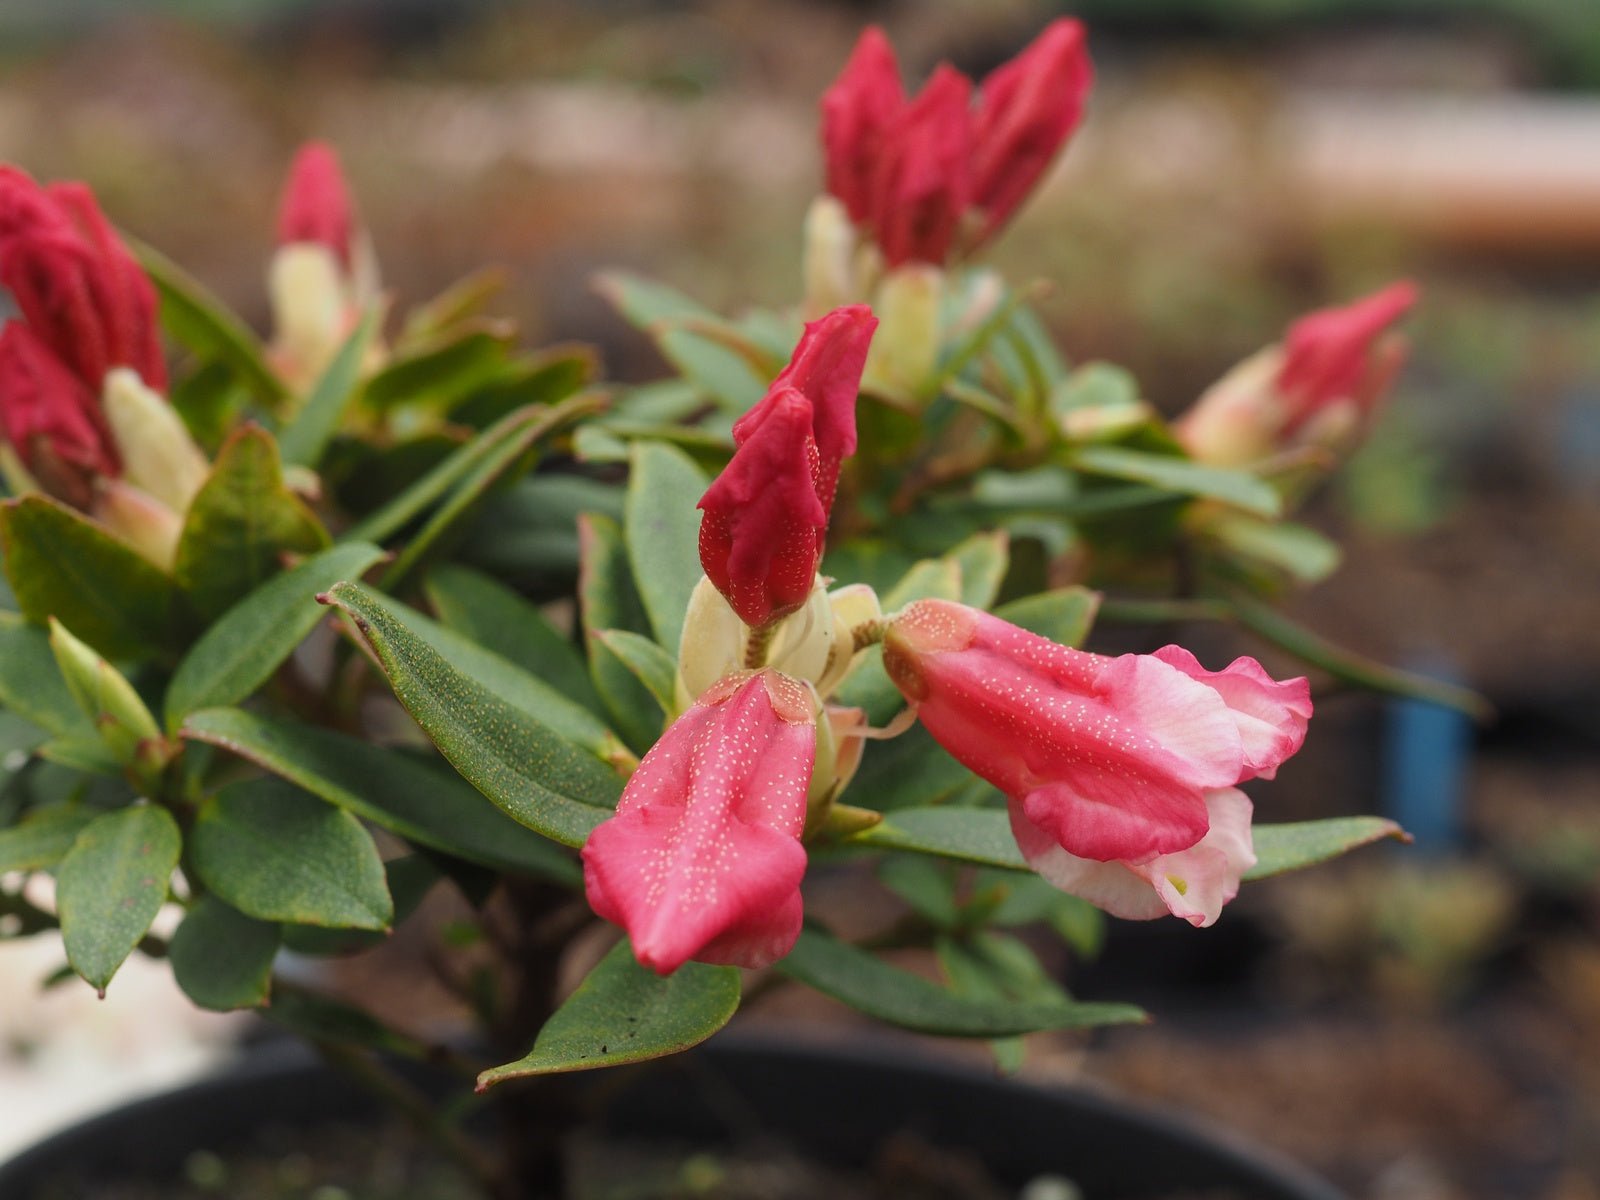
[[2, 2, 1599, 1198]]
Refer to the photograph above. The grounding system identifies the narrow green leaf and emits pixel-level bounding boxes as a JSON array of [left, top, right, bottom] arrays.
[[1202, 513, 1341, 585], [361, 324, 511, 415], [182, 707, 580, 884], [993, 586, 1101, 648], [1071, 446, 1281, 517], [399, 268, 507, 346], [132, 237, 288, 408], [190, 778, 392, 930], [168, 896, 280, 1011], [450, 345, 596, 429], [348, 588, 620, 760], [1246, 817, 1410, 880], [776, 928, 1142, 1036], [0, 613, 96, 740], [164, 542, 385, 726], [0, 805, 96, 872], [849, 807, 1027, 870], [624, 443, 709, 656], [279, 310, 381, 468], [879, 856, 960, 928], [848, 724, 974, 814], [0, 496, 189, 661], [281, 854, 440, 957], [57, 805, 181, 992], [477, 939, 739, 1087], [322, 581, 622, 847], [592, 630, 677, 716], [948, 531, 1009, 610], [578, 513, 661, 754], [173, 425, 330, 619], [1230, 598, 1492, 720], [379, 393, 604, 591], [424, 564, 602, 718]]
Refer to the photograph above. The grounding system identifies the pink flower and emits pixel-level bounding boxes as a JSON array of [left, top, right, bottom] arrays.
[[869, 65, 973, 268], [970, 19, 1093, 240], [1176, 281, 1419, 467], [1011, 788, 1256, 927], [820, 28, 905, 225], [276, 142, 355, 268], [0, 167, 165, 391], [881, 599, 1310, 864], [702, 306, 877, 627], [1276, 280, 1419, 433], [0, 323, 119, 507], [582, 670, 817, 974]]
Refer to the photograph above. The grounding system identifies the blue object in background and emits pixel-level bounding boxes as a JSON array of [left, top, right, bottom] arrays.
[[1382, 661, 1474, 854]]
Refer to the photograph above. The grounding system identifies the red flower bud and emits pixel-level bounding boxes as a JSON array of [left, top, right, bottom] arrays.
[[738, 304, 878, 512], [970, 19, 1093, 240], [276, 141, 355, 268], [869, 65, 973, 268], [1276, 280, 1419, 432], [0, 323, 119, 507], [0, 168, 165, 391], [582, 670, 816, 974], [699, 389, 827, 629], [820, 27, 906, 224]]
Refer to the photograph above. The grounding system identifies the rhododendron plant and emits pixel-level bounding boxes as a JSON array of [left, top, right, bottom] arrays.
[[0, 20, 1447, 1197]]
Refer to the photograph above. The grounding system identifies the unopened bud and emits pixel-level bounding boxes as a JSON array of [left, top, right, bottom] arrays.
[[101, 368, 208, 515], [48, 617, 171, 776], [862, 264, 942, 402]]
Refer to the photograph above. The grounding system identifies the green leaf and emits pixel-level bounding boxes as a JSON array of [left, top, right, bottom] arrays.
[[173, 425, 330, 619], [1071, 446, 1281, 518], [456, 473, 623, 582], [0, 805, 96, 872], [182, 707, 580, 885], [849, 807, 1027, 870], [578, 513, 661, 755], [948, 531, 1009, 610], [878, 856, 960, 928], [1246, 817, 1410, 880], [279, 310, 381, 468], [132, 238, 288, 408], [0, 613, 96, 740], [378, 393, 604, 591], [350, 588, 620, 761], [591, 630, 677, 716], [399, 268, 507, 346], [57, 805, 182, 992], [848, 724, 975, 813], [281, 855, 438, 957], [190, 778, 392, 930], [1203, 513, 1342, 585], [423, 564, 602, 718], [594, 272, 768, 411], [168, 896, 279, 1011], [937, 931, 1072, 1072], [450, 345, 598, 430], [477, 939, 739, 1087], [361, 324, 511, 415], [47, 618, 164, 770], [164, 542, 385, 726], [1230, 598, 1492, 720], [981, 871, 1105, 958], [624, 443, 708, 656], [0, 495, 189, 661], [322, 581, 622, 847], [776, 928, 1142, 1036], [993, 586, 1101, 648]]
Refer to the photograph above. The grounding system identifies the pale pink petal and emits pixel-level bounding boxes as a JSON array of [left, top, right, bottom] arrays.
[[1152, 646, 1312, 781], [1010, 802, 1170, 921], [1134, 788, 1256, 927]]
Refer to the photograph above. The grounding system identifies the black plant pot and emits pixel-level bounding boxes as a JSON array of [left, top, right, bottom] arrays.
[[0, 1033, 1343, 1199]]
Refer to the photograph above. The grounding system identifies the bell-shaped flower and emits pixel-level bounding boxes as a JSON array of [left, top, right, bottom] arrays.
[[970, 19, 1093, 240], [881, 599, 1310, 864], [582, 670, 817, 975], [0, 167, 165, 391], [1177, 281, 1418, 467], [869, 65, 973, 269], [1011, 787, 1257, 927], [820, 27, 905, 225]]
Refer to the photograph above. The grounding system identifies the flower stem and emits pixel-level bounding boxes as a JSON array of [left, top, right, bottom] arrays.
[[743, 622, 777, 668]]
